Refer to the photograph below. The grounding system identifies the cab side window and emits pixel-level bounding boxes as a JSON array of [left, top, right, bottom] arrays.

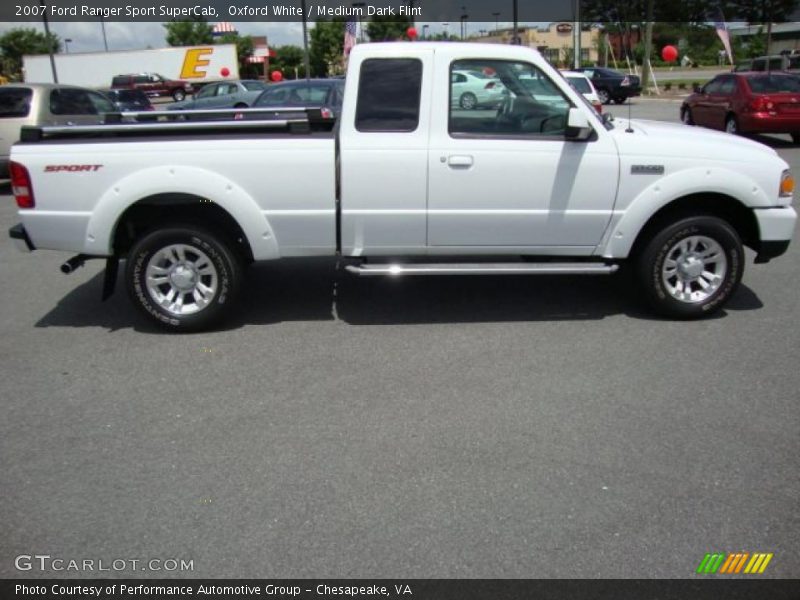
[[355, 58, 422, 132], [449, 59, 571, 138]]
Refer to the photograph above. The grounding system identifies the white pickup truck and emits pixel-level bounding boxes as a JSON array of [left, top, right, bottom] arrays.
[[8, 43, 798, 330]]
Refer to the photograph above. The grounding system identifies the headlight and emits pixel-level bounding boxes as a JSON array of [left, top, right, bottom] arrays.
[[780, 170, 794, 197]]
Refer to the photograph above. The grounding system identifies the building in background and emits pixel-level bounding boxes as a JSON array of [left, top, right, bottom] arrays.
[[729, 23, 800, 55], [479, 23, 601, 66]]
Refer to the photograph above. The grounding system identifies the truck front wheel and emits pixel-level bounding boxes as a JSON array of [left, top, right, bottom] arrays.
[[126, 227, 242, 331], [636, 216, 743, 319]]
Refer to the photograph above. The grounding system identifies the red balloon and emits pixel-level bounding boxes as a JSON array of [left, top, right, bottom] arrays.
[[270, 71, 283, 82], [407, 27, 418, 40], [661, 45, 679, 63], [220, 67, 230, 77]]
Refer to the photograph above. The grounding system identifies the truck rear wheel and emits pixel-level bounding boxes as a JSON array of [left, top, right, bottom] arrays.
[[172, 89, 186, 102], [126, 226, 242, 331], [636, 216, 743, 319]]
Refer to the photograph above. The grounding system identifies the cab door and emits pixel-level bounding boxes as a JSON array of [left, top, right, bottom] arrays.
[[426, 51, 619, 252]]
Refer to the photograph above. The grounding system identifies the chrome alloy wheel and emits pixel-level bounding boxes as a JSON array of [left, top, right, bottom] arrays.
[[145, 244, 218, 316], [661, 236, 728, 304]]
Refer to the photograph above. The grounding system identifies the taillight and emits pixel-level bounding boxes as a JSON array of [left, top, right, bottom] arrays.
[[621, 76, 631, 87], [321, 107, 334, 120], [10, 161, 34, 209], [750, 97, 774, 112], [593, 101, 603, 114]]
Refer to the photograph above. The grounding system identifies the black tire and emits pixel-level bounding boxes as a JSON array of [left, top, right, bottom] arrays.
[[792, 133, 800, 144], [126, 226, 242, 331], [613, 96, 627, 104], [597, 88, 611, 105], [172, 88, 186, 102], [636, 216, 744, 319], [681, 106, 694, 125], [460, 92, 477, 110]]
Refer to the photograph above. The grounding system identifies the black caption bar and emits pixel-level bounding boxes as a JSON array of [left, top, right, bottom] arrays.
[[3, 0, 800, 23], [3, 579, 800, 600]]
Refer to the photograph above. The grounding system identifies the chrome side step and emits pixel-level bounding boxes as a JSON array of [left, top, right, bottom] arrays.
[[345, 262, 619, 276]]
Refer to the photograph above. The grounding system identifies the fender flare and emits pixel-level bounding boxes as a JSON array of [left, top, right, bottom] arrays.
[[83, 165, 279, 260], [600, 166, 769, 259]]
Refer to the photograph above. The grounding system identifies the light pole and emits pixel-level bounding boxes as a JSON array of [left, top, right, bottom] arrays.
[[492, 12, 500, 35], [460, 7, 467, 40], [351, 2, 365, 42], [443, 22, 449, 39], [300, 0, 310, 81], [422, 24, 429, 40], [99, 17, 108, 51], [64, 38, 72, 53], [39, 0, 58, 83], [511, 0, 520, 45]]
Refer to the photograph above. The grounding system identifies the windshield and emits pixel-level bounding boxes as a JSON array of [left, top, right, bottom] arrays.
[[746, 74, 800, 93]]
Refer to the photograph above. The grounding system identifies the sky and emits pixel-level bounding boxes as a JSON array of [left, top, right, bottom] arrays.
[[0, 20, 535, 53]]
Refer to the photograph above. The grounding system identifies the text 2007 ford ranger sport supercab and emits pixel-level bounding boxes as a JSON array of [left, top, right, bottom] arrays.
[[8, 43, 798, 330]]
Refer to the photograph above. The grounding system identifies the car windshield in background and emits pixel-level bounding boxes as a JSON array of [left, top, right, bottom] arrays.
[[566, 77, 591, 94], [0, 88, 33, 118], [242, 81, 266, 91], [746, 74, 800, 93]]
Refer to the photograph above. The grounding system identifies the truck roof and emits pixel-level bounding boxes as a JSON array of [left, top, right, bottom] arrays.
[[348, 42, 543, 60]]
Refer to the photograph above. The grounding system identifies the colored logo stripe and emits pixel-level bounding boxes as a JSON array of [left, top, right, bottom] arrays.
[[744, 553, 773, 574], [697, 552, 773, 574]]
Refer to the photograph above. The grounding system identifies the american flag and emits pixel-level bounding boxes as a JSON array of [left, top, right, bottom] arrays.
[[714, 11, 734, 65], [344, 19, 357, 58]]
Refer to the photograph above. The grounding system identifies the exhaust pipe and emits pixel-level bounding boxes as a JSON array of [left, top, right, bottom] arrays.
[[60, 254, 89, 274]]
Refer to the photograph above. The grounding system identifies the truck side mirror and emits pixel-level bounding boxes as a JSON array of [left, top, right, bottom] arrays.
[[565, 107, 592, 140], [693, 84, 702, 93]]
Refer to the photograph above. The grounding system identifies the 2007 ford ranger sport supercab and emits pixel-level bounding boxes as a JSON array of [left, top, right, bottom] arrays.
[[8, 43, 798, 330]]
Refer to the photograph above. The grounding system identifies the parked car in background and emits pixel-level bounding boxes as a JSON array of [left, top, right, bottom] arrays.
[[167, 80, 267, 111], [749, 54, 800, 73], [450, 69, 506, 109], [111, 73, 193, 102], [0, 83, 115, 178], [681, 72, 800, 142], [577, 67, 641, 104], [252, 79, 344, 119], [561, 70, 602, 113], [103, 89, 154, 112]]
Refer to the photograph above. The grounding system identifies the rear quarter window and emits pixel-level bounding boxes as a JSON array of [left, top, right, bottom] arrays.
[[0, 88, 33, 118], [355, 58, 422, 132]]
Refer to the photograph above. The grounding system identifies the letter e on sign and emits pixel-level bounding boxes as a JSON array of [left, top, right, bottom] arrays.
[[181, 48, 213, 79]]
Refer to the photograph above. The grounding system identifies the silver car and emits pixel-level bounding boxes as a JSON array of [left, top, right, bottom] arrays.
[[167, 80, 267, 111], [0, 83, 115, 178]]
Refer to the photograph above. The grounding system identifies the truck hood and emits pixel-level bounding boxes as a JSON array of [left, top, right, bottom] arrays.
[[611, 118, 779, 160]]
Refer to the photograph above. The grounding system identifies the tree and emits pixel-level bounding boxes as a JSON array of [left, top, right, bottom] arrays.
[[309, 19, 345, 77], [163, 18, 213, 47], [216, 32, 254, 76], [0, 28, 60, 79], [270, 45, 305, 79], [366, 16, 414, 41]]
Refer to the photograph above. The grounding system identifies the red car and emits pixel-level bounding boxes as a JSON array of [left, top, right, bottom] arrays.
[[681, 72, 800, 142], [111, 73, 193, 102]]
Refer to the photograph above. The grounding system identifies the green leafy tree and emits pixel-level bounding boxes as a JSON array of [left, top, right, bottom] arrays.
[[270, 45, 305, 79], [216, 32, 254, 76], [310, 19, 345, 77], [366, 16, 414, 41], [163, 18, 213, 47], [0, 28, 60, 79]]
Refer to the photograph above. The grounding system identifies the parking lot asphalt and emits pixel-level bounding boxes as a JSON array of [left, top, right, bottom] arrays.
[[1, 98, 798, 579]]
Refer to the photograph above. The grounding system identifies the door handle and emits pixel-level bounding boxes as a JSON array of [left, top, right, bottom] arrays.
[[447, 155, 474, 168]]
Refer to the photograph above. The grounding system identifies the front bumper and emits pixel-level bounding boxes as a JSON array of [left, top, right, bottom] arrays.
[[9, 223, 35, 253], [753, 206, 797, 262]]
